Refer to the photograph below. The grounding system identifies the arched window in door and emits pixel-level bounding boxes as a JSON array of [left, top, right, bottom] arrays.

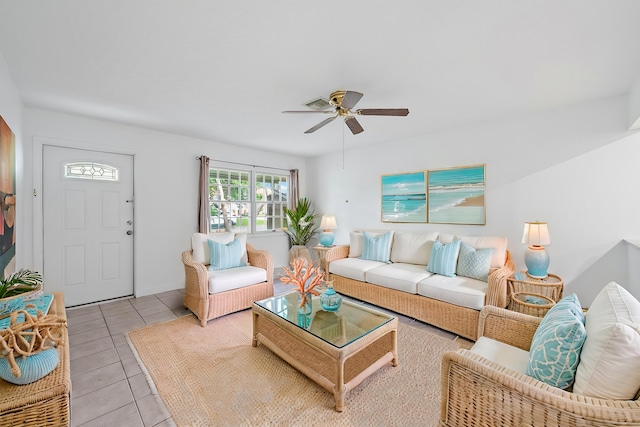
[[64, 162, 119, 181]]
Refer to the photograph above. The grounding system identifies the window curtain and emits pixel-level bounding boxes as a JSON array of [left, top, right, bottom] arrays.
[[290, 169, 299, 210], [198, 156, 210, 234]]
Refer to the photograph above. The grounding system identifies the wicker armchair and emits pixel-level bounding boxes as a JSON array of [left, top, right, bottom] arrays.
[[182, 243, 274, 326], [440, 306, 640, 426]]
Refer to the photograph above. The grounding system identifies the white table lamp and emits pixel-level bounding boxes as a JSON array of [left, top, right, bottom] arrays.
[[521, 221, 551, 279], [319, 215, 337, 247]]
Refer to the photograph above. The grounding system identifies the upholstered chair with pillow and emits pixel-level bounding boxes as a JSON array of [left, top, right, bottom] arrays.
[[440, 282, 640, 426], [182, 232, 274, 326]]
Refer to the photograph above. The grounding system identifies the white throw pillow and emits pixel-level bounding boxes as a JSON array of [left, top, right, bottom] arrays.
[[234, 233, 248, 265], [456, 235, 508, 269], [349, 232, 363, 258], [573, 282, 640, 400], [390, 232, 439, 265], [191, 232, 234, 264]]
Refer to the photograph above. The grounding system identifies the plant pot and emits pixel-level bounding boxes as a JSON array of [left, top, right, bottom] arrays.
[[288, 245, 312, 268]]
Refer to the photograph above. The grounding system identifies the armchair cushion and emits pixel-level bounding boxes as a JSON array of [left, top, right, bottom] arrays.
[[470, 336, 529, 374], [525, 294, 586, 390], [574, 282, 640, 400], [207, 239, 244, 271], [208, 266, 268, 294]]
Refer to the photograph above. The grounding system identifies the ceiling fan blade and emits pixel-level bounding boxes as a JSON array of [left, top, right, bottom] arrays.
[[304, 116, 337, 133], [344, 116, 364, 135], [341, 91, 364, 110], [282, 110, 335, 114], [356, 108, 410, 116]]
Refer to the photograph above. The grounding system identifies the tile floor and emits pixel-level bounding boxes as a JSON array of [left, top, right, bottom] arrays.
[[67, 279, 461, 426]]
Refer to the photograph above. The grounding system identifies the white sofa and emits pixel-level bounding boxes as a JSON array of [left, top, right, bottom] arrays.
[[325, 230, 514, 340]]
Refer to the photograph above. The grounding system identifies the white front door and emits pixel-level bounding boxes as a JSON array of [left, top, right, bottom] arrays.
[[43, 145, 134, 306]]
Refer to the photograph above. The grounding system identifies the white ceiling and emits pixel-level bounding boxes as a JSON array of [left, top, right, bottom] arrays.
[[1, 1, 640, 157]]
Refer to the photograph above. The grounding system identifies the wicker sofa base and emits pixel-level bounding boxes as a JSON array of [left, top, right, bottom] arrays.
[[331, 274, 481, 340]]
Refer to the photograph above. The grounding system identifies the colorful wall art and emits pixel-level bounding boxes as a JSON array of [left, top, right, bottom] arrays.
[[0, 116, 16, 278], [427, 164, 485, 225], [381, 171, 427, 223]]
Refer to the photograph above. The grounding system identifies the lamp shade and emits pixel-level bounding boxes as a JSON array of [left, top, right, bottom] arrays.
[[521, 222, 551, 246], [320, 215, 337, 230]]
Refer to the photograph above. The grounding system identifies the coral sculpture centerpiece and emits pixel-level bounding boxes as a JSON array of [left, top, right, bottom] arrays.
[[280, 259, 325, 314]]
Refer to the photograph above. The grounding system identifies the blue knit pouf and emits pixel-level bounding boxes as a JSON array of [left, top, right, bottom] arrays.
[[0, 347, 59, 385]]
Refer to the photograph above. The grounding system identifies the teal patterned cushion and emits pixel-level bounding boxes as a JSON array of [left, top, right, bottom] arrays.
[[360, 231, 393, 262], [208, 238, 244, 271], [526, 294, 586, 389], [456, 242, 494, 281], [427, 240, 462, 277]]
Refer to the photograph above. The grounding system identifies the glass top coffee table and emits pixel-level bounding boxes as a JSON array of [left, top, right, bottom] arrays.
[[252, 292, 398, 412]]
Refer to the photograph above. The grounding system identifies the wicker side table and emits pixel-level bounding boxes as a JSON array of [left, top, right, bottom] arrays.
[[507, 272, 564, 302]]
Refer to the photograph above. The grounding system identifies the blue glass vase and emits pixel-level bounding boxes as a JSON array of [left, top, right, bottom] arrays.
[[297, 292, 312, 315], [320, 284, 342, 312]]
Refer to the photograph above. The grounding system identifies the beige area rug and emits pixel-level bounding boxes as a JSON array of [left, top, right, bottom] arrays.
[[127, 310, 461, 427]]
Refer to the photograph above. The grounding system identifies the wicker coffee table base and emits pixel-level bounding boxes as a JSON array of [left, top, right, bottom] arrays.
[[252, 304, 398, 412]]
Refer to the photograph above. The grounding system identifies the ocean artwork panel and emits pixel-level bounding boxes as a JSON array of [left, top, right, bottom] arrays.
[[428, 165, 485, 225], [381, 171, 427, 223]]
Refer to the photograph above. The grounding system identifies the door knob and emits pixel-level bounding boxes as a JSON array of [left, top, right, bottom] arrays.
[[127, 220, 133, 225], [126, 230, 133, 235]]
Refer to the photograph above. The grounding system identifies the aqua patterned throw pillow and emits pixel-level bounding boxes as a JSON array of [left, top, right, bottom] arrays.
[[526, 293, 586, 389], [427, 239, 462, 277], [360, 231, 393, 262], [456, 242, 494, 281], [208, 238, 244, 271]]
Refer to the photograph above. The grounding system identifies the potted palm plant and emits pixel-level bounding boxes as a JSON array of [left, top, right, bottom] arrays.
[[282, 198, 319, 266]]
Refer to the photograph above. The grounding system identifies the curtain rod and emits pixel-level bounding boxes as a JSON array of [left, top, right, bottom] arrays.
[[196, 156, 292, 172]]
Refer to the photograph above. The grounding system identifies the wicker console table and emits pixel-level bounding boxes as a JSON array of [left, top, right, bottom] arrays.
[[0, 292, 70, 426]]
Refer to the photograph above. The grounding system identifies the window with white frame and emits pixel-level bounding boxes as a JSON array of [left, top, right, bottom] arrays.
[[208, 166, 288, 233]]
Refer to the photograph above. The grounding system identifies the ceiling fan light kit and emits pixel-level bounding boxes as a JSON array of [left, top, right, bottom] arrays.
[[283, 90, 409, 135]]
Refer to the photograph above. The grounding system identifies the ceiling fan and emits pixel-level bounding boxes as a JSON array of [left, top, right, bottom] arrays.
[[283, 90, 409, 135]]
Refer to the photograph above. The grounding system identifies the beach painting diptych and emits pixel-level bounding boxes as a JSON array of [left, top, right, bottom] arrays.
[[427, 165, 485, 225], [381, 172, 427, 223]]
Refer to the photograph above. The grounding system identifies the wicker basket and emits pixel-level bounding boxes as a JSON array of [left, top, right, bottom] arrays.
[[0, 284, 43, 317], [508, 292, 555, 317]]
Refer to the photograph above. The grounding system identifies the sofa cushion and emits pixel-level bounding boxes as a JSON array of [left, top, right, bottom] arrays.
[[365, 263, 433, 294], [573, 282, 640, 400], [329, 258, 387, 282], [526, 294, 586, 390], [470, 336, 529, 374], [208, 265, 267, 294], [456, 242, 493, 282], [427, 240, 462, 277], [234, 233, 248, 265], [208, 239, 244, 271], [417, 274, 487, 310], [192, 232, 235, 264], [456, 235, 508, 269], [390, 232, 439, 265], [361, 231, 393, 262]]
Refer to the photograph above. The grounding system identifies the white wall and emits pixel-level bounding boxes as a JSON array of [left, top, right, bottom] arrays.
[[307, 95, 640, 306], [0, 52, 24, 270], [23, 108, 306, 298]]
